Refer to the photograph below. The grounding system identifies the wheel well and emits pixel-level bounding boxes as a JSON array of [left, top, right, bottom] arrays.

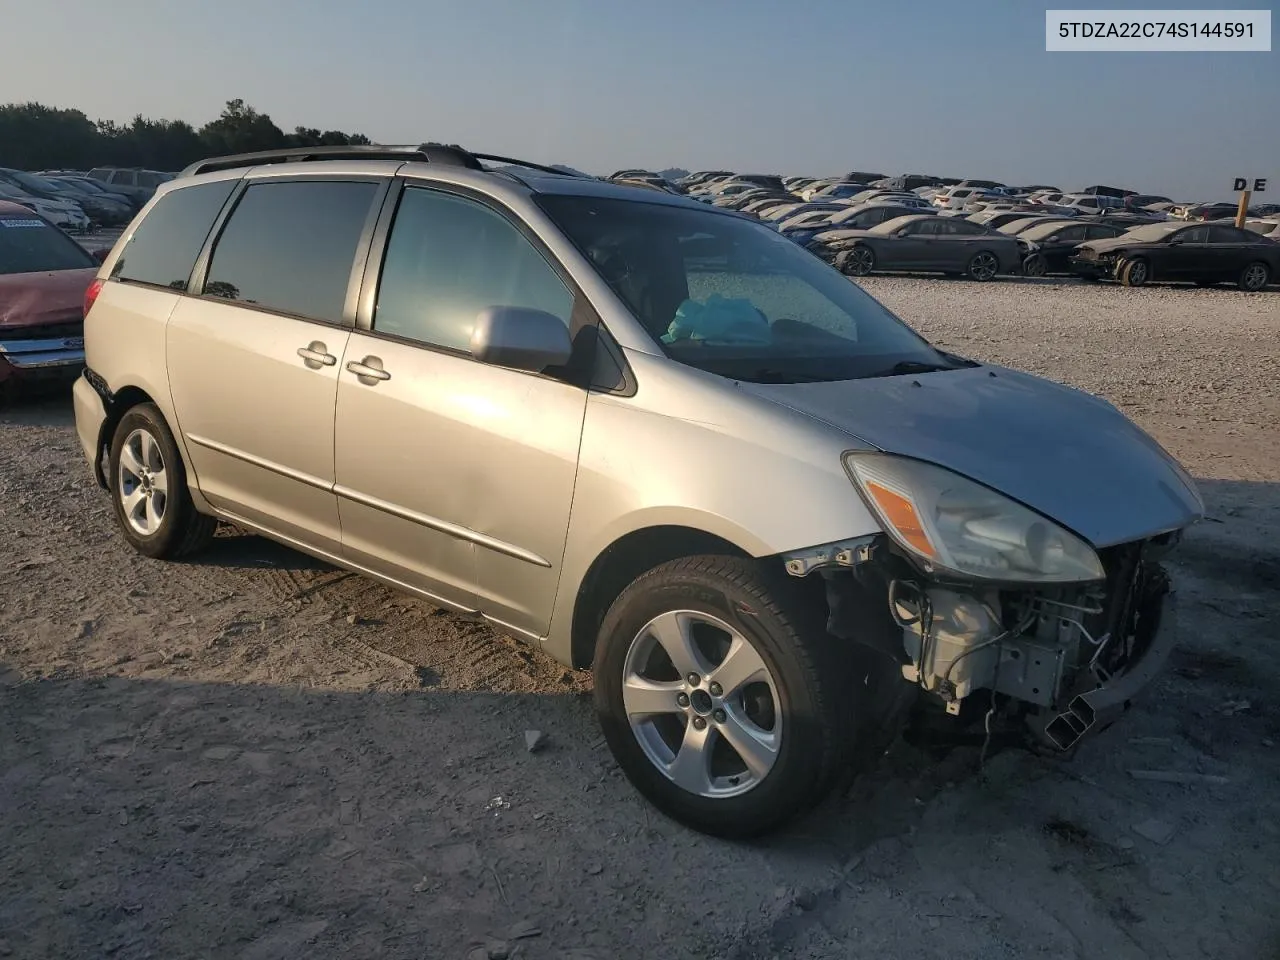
[[570, 526, 748, 669], [95, 385, 155, 487]]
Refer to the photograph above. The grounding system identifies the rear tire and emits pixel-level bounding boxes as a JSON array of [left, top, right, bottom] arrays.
[[108, 403, 216, 560], [1238, 261, 1270, 292], [593, 556, 858, 837], [1119, 257, 1150, 287]]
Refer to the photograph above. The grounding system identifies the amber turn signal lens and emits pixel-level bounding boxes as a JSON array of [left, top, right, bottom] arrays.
[[865, 481, 937, 558]]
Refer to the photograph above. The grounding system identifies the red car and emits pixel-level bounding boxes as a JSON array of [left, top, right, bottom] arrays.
[[0, 200, 104, 394]]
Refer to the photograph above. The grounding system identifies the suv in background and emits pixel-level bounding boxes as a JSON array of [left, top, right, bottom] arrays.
[[75, 143, 1201, 837], [87, 167, 174, 204]]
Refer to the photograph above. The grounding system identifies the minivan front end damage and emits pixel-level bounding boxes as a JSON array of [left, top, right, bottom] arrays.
[[784, 529, 1182, 752]]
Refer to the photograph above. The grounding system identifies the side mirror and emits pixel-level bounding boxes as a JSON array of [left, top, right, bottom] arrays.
[[91, 247, 109, 263], [470, 306, 572, 373]]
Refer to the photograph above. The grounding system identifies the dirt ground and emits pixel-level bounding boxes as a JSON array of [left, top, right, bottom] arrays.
[[2, 277, 1278, 960]]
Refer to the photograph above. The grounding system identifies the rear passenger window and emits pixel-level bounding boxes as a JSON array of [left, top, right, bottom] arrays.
[[1208, 226, 1251, 243], [111, 180, 236, 290], [373, 188, 573, 352], [203, 180, 378, 324]]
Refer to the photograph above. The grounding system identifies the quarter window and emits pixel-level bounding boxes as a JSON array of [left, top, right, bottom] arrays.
[[203, 180, 379, 323], [111, 179, 236, 290], [373, 187, 573, 351]]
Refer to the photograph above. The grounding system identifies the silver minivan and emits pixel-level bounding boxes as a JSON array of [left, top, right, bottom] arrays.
[[73, 144, 1203, 836]]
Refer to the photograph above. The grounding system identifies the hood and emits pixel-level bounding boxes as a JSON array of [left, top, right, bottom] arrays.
[[0, 268, 96, 329], [740, 365, 1202, 548], [1078, 234, 1153, 255], [814, 228, 877, 243]]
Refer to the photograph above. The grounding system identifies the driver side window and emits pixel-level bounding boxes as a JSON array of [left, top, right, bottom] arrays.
[[373, 187, 574, 351]]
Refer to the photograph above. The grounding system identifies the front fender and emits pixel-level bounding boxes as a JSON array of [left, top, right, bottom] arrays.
[[544, 354, 882, 663]]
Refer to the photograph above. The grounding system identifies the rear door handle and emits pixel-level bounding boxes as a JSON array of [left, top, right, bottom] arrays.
[[346, 356, 391, 383], [297, 342, 337, 368]]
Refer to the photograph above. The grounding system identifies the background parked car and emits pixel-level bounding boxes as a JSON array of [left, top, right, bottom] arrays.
[[0, 200, 103, 395], [43, 177, 134, 225], [0, 183, 90, 232], [997, 215, 1077, 235], [1071, 221, 1279, 290], [50, 175, 142, 212], [970, 209, 1055, 230], [1019, 221, 1127, 276], [1242, 218, 1280, 238], [794, 203, 936, 251], [1123, 194, 1172, 213], [0, 169, 91, 230], [1059, 193, 1126, 216], [809, 181, 869, 201], [87, 167, 174, 201], [1182, 202, 1240, 221], [932, 186, 1000, 210], [829, 213, 1023, 280]]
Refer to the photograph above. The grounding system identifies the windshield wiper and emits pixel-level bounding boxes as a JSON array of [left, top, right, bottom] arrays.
[[867, 360, 956, 379]]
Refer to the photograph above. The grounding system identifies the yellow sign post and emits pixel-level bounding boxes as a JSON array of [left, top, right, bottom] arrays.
[[1232, 177, 1269, 229]]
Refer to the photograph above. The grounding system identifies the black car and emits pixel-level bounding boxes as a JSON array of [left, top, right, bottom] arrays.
[[1020, 221, 1126, 276], [1071, 221, 1279, 291], [798, 204, 935, 254], [826, 214, 1024, 280]]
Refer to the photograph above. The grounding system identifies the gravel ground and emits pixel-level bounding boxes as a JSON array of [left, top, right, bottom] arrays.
[[1, 276, 1278, 960]]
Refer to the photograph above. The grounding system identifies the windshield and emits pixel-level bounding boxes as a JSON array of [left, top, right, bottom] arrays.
[[1020, 222, 1074, 241], [0, 213, 96, 274], [1120, 223, 1181, 241], [537, 195, 955, 383]]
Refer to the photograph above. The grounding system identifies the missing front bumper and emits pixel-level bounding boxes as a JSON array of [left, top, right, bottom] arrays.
[[1031, 573, 1176, 751]]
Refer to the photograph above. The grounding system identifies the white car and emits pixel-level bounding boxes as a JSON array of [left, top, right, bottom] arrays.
[[0, 184, 90, 231], [1058, 194, 1125, 216], [932, 187, 1000, 210]]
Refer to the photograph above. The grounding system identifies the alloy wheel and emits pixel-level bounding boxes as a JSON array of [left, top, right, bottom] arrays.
[[622, 610, 781, 798], [970, 252, 999, 280], [117, 428, 169, 536], [848, 247, 874, 276], [1243, 263, 1268, 291]]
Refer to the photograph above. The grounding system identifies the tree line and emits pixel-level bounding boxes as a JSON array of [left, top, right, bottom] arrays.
[[0, 99, 371, 172]]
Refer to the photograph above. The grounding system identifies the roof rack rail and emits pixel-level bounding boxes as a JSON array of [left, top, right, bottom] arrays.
[[471, 153, 590, 179], [178, 142, 483, 178], [179, 143, 593, 180]]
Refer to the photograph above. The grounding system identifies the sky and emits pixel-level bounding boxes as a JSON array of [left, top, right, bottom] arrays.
[[3, 0, 1277, 201]]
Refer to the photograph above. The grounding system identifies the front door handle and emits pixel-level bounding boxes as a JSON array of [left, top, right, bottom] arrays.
[[346, 356, 391, 383], [297, 342, 337, 368]]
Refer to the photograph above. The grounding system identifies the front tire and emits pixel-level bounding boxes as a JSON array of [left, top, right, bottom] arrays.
[[108, 403, 216, 559], [838, 245, 876, 277], [967, 250, 999, 281], [1238, 261, 1270, 292], [1119, 257, 1149, 287], [1022, 253, 1046, 278], [593, 556, 855, 837]]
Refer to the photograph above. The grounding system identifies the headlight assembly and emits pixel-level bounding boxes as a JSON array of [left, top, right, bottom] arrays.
[[844, 453, 1105, 584]]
